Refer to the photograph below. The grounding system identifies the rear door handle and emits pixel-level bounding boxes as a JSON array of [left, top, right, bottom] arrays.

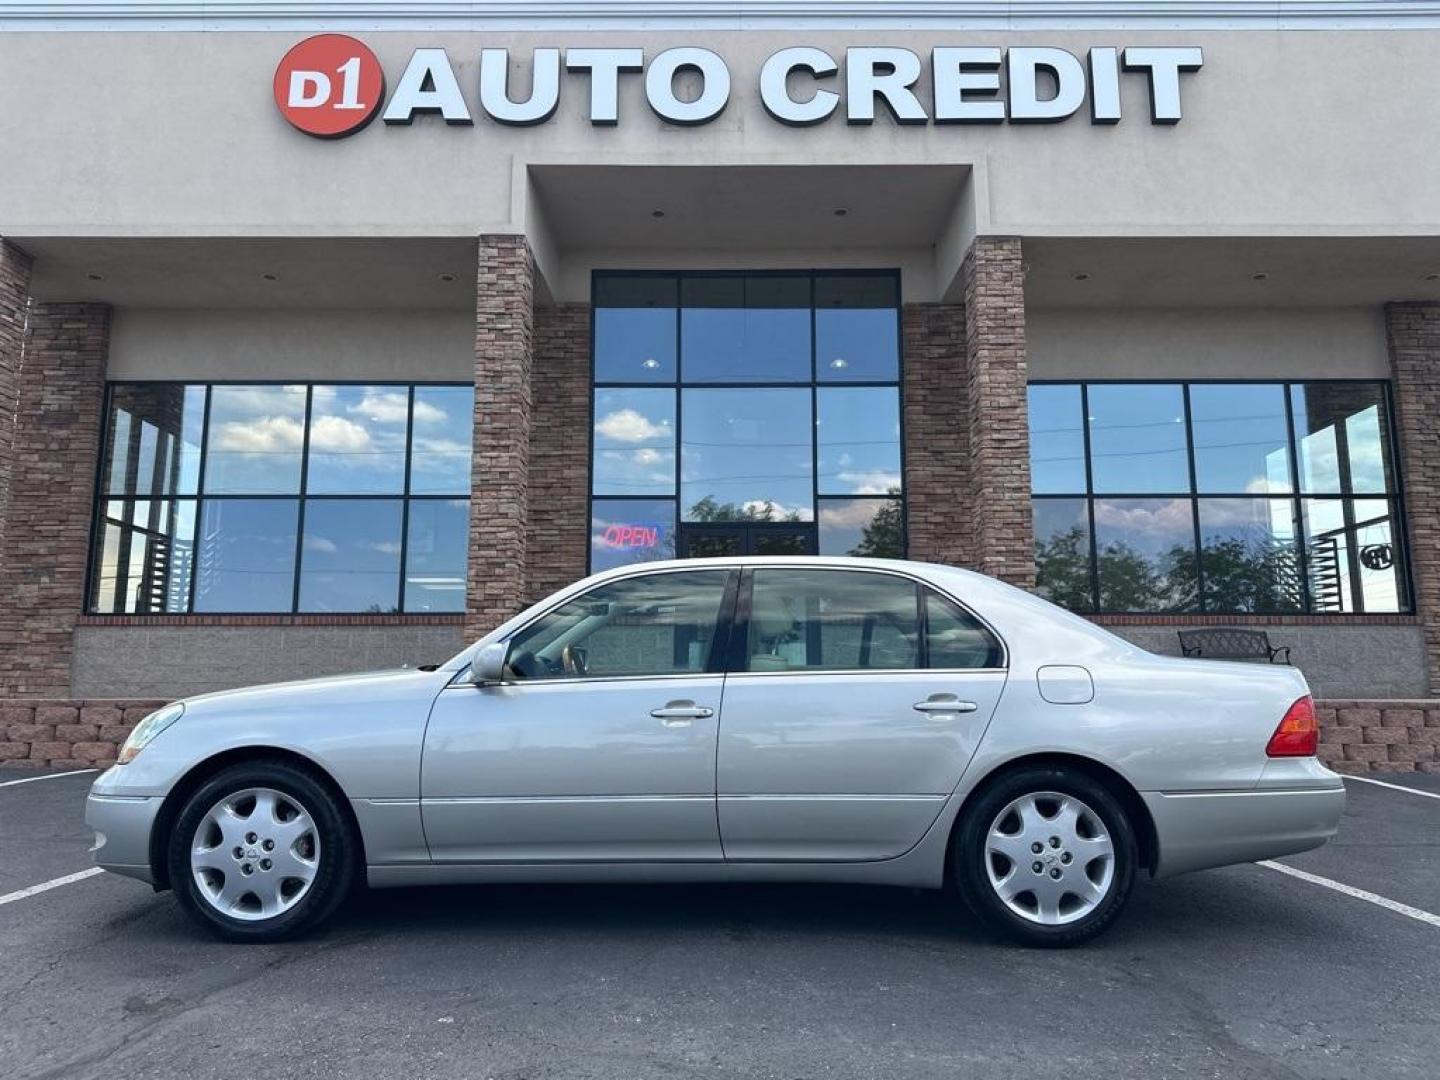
[[913, 696, 978, 715], [650, 702, 714, 725]]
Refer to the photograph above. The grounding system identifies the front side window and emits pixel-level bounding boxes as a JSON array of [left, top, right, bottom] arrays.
[[89, 382, 473, 614], [505, 569, 730, 680], [1028, 381, 1409, 614], [590, 271, 904, 568]]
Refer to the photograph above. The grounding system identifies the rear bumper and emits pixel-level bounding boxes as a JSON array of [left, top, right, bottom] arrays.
[[85, 789, 163, 885], [1143, 783, 1346, 879]]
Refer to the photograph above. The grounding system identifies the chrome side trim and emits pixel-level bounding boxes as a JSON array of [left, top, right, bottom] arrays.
[[718, 793, 945, 802], [442, 671, 726, 690], [722, 668, 1009, 680], [1153, 785, 1345, 798], [421, 794, 716, 805]]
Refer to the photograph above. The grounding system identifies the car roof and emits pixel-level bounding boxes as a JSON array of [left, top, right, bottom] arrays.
[[586, 555, 977, 578]]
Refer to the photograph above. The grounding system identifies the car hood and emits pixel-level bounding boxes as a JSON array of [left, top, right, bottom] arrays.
[[176, 666, 450, 715]]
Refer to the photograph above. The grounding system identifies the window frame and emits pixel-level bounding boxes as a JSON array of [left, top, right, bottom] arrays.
[[588, 269, 908, 572], [481, 563, 1006, 687], [86, 379, 473, 616], [1029, 378, 1414, 616]]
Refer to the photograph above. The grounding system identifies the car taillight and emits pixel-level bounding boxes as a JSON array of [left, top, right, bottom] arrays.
[[1266, 695, 1319, 757]]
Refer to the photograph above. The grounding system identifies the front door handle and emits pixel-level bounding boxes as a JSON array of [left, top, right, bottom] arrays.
[[913, 695, 978, 716], [650, 701, 714, 726]]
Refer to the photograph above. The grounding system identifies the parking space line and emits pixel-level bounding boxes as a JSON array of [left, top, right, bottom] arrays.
[[1344, 775, 1440, 801], [0, 769, 98, 788], [1259, 860, 1440, 929], [0, 868, 105, 907]]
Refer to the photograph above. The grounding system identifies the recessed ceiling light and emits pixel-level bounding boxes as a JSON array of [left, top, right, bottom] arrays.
[[437, 272, 457, 283], [641, 357, 661, 370], [1252, 271, 1269, 281], [1072, 272, 1090, 282], [651, 209, 666, 219], [85, 272, 104, 281], [260, 272, 279, 282], [833, 208, 849, 217], [829, 357, 849, 370]]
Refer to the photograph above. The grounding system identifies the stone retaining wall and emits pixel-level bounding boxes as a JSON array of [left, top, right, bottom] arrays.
[[1317, 700, 1440, 774], [3, 697, 1436, 774], [0, 700, 164, 770]]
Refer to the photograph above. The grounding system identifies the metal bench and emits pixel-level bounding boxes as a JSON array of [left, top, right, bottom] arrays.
[[1177, 628, 1291, 665]]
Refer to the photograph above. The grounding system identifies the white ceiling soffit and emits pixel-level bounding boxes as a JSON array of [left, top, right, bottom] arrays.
[[4, 2, 1440, 32]]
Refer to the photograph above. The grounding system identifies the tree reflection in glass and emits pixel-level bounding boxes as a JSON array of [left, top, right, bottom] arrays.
[[1197, 498, 1304, 613], [1033, 499, 1093, 612], [1094, 498, 1198, 613]]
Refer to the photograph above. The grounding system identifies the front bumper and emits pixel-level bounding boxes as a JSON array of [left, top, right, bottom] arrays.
[[1143, 782, 1346, 879], [85, 773, 164, 884]]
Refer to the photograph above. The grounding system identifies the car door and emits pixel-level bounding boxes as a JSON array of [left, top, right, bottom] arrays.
[[422, 567, 737, 863], [716, 567, 1007, 861]]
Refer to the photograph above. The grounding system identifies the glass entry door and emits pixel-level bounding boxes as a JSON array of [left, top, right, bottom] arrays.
[[679, 525, 816, 559]]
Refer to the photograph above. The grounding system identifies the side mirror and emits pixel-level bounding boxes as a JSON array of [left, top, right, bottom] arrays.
[[471, 642, 508, 686]]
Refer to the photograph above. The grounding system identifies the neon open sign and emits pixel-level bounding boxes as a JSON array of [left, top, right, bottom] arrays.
[[602, 523, 663, 549]]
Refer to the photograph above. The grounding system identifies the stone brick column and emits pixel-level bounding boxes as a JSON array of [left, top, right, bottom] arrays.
[[527, 303, 591, 602], [465, 235, 535, 641], [962, 236, 1035, 589], [0, 303, 111, 695], [903, 304, 972, 567], [1386, 302, 1440, 694], [0, 239, 34, 568]]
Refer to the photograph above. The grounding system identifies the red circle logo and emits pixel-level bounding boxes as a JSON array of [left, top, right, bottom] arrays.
[[273, 34, 385, 138]]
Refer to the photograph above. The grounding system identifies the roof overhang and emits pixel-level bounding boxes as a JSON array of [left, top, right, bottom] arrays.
[[3, 2, 1440, 32]]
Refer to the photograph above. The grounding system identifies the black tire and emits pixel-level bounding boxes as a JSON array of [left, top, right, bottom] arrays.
[[952, 765, 1137, 948], [166, 759, 358, 943]]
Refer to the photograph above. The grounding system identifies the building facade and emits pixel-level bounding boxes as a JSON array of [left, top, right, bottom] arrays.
[[3, 1, 1440, 770]]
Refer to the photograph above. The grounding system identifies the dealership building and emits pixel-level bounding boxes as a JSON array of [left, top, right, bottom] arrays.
[[2, 1, 1440, 769]]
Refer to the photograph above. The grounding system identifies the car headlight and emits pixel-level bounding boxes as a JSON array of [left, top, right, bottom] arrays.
[[116, 703, 184, 765]]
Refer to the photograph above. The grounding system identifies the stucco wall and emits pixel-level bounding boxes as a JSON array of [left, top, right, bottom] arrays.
[[2, 29, 1439, 244], [109, 307, 474, 381], [1105, 623, 1429, 699], [71, 624, 466, 698], [1027, 306, 1390, 380], [69, 622, 1426, 702]]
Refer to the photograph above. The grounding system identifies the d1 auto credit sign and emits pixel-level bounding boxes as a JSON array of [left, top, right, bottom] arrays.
[[273, 34, 1204, 138], [274, 34, 385, 137]]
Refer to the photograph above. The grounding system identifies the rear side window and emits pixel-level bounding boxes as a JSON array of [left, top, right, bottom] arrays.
[[746, 569, 920, 672], [924, 590, 1004, 669]]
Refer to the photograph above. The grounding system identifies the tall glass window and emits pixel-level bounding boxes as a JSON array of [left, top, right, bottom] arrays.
[[90, 382, 473, 614], [1028, 381, 1409, 615], [590, 272, 904, 569]]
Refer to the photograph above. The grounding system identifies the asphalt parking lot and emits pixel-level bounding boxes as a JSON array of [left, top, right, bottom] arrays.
[[2, 769, 1437, 1080]]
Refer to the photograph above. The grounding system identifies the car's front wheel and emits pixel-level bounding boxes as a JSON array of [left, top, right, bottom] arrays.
[[166, 760, 358, 942], [953, 765, 1137, 947]]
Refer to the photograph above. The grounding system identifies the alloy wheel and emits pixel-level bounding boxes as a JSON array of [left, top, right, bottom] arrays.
[[983, 790, 1115, 926], [190, 787, 321, 922]]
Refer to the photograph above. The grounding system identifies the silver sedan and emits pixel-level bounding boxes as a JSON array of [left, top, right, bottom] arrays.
[[86, 557, 1344, 947]]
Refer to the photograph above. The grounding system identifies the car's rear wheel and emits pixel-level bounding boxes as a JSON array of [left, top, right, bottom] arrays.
[[166, 760, 357, 942], [953, 765, 1136, 947]]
